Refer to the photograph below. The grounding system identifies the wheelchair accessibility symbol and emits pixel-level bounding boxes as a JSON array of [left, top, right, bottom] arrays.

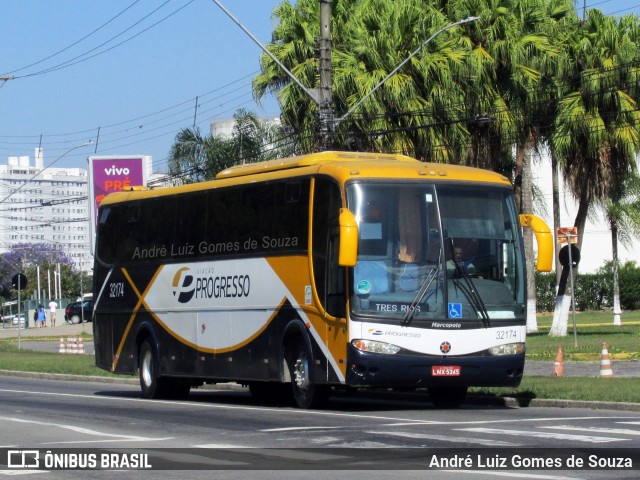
[[448, 303, 462, 319]]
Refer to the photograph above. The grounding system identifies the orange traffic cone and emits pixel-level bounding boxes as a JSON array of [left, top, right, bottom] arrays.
[[552, 346, 564, 377], [58, 337, 66, 354], [77, 337, 85, 355], [67, 336, 76, 354], [599, 342, 613, 378]]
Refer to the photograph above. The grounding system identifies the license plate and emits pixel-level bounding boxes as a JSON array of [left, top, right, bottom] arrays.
[[432, 365, 461, 376]]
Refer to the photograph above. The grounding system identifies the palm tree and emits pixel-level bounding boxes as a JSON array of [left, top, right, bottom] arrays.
[[168, 110, 288, 183], [253, 0, 345, 152], [168, 127, 231, 183], [549, 10, 640, 335], [254, 0, 576, 334], [601, 173, 640, 325], [254, 0, 477, 158], [455, 0, 576, 332], [333, 0, 471, 161]]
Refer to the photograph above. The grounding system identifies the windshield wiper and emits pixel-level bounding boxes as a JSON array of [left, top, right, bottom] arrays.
[[402, 266, 438, 326], [452, 260, 491, 327]]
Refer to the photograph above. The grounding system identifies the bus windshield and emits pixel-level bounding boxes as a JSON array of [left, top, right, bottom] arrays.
[[347, 182, 525, 325]]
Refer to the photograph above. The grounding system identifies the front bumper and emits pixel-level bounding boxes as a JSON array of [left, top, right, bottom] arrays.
[[346, 343, 524, 388]]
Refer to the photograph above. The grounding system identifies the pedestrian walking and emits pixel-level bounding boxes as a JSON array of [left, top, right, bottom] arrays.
[[36, 304, 46, 328], [48, 300, 58, 327]]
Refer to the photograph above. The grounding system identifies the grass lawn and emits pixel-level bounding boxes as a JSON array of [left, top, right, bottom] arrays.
[[528, 310, 640, 360]]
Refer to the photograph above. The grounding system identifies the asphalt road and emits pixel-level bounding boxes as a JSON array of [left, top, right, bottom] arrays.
[[1, 375, 640, 479]]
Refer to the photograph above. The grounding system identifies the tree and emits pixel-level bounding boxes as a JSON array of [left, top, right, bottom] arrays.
[[456, 0, 575, 332], [254, 0, 476, 158], [0, 243, 79, 302], [600, 173, 640, 325], [168, 109, 290, 183], [549, 10, 640, 336]]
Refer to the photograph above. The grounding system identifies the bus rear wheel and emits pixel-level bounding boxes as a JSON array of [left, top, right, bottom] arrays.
[[287, 344, 329, 409], [139, 339, 171, 399], [429, 386, 468, 408]]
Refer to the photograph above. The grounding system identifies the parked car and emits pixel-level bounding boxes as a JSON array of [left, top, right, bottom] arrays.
[[11, 314, 27, 327], [64, 299, 93, 324]]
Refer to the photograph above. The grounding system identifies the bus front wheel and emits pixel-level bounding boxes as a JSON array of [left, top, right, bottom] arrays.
[[139, 339, 170, 399], [286, 344, 329, 409]]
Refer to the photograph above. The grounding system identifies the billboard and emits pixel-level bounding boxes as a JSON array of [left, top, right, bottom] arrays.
[[88, 155, 152, 253]]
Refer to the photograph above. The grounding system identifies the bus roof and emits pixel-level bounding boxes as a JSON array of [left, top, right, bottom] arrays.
[[215, 151, 416, 179], [99, 151, 511, 205]]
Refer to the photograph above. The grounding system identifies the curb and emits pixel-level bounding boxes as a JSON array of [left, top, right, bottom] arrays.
[[3, 369, 637, 411]]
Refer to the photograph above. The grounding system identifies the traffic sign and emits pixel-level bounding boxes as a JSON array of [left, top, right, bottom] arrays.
[[11, 273, 27, 289], [557, 227, 578, 244], [559, 244, 581, 267]]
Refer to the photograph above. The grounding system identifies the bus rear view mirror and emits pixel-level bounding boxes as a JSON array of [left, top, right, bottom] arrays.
[[519, 213, 553, 272], [339, 208, 358, 267]]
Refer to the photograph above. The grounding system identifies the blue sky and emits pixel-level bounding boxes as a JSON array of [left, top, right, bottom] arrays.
[[1, 0, 639, 173]]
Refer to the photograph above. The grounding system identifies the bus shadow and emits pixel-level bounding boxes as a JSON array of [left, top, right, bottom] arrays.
[[94, 387, 516, 412]]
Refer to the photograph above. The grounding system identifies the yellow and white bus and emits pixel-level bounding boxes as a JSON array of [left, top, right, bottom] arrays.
[[93, 151, 552, 408]]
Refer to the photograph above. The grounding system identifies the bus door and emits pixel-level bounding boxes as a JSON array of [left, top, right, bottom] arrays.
[[312, 177, 348, 381]]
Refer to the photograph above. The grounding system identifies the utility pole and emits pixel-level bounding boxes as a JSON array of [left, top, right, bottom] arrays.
[[318, 0, 333, 149]]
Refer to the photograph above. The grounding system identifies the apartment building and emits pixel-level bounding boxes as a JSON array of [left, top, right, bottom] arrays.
[[0, 148, 92, 272]]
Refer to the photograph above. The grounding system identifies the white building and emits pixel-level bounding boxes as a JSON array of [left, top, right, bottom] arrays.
[[0, 148, 92, 272], [211, 117, 281, 138]]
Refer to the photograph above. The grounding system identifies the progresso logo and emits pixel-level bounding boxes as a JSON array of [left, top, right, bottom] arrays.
[[172, 267, 195, 303], [171, 266, 251, 304]]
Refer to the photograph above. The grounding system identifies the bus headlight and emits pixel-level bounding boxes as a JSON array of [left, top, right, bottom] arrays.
[[488, 343, 525, 356], [352, 339, 401, 355]]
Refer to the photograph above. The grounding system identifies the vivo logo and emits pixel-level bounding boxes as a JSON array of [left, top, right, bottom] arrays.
[[104, 165, 131, 175]]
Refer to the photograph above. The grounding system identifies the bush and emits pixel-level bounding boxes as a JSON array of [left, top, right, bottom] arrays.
[[535, 261, 640, 312], [535, 272, 557, 312], [573, 272, 610, 310], [619, 262, 640, 310]]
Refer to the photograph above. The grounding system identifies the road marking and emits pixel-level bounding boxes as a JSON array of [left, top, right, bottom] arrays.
[[365, 430, 518, 446], [542, 425, 640, 436], [442, 470, 584, 479], [260, 426, 342, 432], [0, 471, 49, 477], [0, 416, 172, 443], [456, 427, 629, 444]]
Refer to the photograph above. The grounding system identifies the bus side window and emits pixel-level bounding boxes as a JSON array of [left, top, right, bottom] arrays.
[[97, 206, 115, 264]]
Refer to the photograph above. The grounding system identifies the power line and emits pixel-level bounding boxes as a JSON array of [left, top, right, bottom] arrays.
[[2, 0, 142, 76], [13, 1, 196, 79]]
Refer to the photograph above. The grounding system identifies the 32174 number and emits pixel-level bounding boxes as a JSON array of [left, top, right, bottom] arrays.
[[109, 282, 125, 298]]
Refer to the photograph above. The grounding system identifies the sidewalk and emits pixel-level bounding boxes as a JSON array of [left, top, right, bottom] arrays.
[[0, 321, 90, 340], [525, 359, 640, 378]]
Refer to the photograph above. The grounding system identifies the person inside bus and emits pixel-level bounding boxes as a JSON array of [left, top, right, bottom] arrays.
[[447, 244, 478, 278]]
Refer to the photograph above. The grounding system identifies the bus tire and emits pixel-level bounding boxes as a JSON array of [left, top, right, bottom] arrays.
[[286, 343, 329, 409], [429, 386, 468, 408], [139, 339, 170, 399]]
